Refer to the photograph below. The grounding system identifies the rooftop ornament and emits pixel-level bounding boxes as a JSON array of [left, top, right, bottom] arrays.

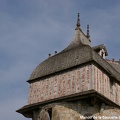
[[87, 25, 90, 38], [75, 13, 81, 30]]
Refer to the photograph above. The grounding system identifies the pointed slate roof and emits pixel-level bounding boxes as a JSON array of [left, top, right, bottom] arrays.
[[28, 13, 91, 81], [61, 13, 91, 52], [28, 14, 120, 82]]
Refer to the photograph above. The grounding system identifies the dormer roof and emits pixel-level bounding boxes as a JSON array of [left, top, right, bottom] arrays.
[[92, 44, 108, 56], [106, 59, 120, 74]]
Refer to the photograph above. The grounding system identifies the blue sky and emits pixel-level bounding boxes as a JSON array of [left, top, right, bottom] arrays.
[[0, 0, 120, 120]]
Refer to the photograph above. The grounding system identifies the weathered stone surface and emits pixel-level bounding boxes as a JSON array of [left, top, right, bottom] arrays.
[[98, 106, 120, 120], [33, 101, 120, 120], [52, 105, 81, 120], [39, 109, 50, 120]]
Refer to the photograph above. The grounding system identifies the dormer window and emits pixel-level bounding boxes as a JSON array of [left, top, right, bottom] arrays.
[[92, 44, 108, 59]]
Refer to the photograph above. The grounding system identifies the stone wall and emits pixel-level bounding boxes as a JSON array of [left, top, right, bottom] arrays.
[[52, 105, 82, 120], [32, 100, 120, 120]]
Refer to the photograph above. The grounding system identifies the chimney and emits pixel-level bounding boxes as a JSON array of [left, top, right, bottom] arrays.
[[48, 53, 51, 57], [55, 51, 57, 54]]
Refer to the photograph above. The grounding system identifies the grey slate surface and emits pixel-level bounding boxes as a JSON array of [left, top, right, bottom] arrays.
[[29, 44, 120, 82], [28, 27, 120, 82], [29, 45, 93, 80], [29, 28, 92, 81]]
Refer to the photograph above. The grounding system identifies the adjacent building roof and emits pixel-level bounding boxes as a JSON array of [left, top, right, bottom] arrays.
[[106, 60, 120, 74]]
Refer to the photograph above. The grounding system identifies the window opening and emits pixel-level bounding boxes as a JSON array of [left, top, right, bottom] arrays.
[[110, 79, 114, 94], [48, 108, 52, 120]]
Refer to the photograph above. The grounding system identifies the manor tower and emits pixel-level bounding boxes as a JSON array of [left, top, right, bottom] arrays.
[[17, 13, 120, 120]]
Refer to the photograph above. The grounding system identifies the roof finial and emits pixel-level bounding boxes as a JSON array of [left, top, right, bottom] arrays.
[[86, 24, 90, 39], [75, 13, 80, 30]]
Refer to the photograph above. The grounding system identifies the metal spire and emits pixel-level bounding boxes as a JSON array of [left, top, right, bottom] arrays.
[[77, 13, 80, 27], [86, 24, 90, 39]]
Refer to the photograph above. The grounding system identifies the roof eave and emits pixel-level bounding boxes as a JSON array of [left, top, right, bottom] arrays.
[[16, 89, 120, 118]]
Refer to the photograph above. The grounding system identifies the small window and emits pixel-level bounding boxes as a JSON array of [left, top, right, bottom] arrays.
[[48, 108, 52, 120], [110, 79, 114, 94], [101, 52, 104, 57], [99, 49, 105, 59], [101, 51, 105, 59]]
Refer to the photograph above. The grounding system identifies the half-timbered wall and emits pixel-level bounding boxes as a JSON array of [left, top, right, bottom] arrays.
[[28, 64, 120, 106], [28, 65, 91, 104], [92, 65, 120, 106]]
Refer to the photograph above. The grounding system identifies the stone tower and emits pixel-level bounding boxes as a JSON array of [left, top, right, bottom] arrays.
[[17, 13, 120, 120]]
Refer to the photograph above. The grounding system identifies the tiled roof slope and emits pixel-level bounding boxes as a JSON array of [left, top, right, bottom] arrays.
[[29, 25, 91, 81], [29, 31, 120, 82], [29, 45, 92, 80], [29, 43, 120, 82]]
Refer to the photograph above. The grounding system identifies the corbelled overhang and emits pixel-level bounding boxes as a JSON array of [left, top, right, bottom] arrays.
[[16, 90, 120, 118]]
